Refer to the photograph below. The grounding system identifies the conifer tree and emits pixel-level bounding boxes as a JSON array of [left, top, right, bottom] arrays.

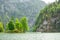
[[7, 20, 15, 31], [0, 22, 4, 32], [15, 18, 23, 32], [20, 17, 29, 32]]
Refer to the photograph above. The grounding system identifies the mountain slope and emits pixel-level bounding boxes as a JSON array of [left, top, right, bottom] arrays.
[[33, 1, 60, 32], [0, 0, 46, 27]]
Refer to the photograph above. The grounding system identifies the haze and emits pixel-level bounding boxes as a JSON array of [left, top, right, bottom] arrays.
[[42, 0, 56, 4]]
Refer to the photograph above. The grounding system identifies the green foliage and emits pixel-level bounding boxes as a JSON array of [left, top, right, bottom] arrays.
[[15, 18, 23, 32], [20, 17, 29, 32], [6, 17, 29, 33], [0, 22, 4, 32], [32, 25, 37, 32], [15, 18, 20, 30], [7, 20, 15, 31], [33, 1, 60, 32]]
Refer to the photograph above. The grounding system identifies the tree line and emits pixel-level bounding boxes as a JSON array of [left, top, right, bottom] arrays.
[[0, 17, 29, 33]]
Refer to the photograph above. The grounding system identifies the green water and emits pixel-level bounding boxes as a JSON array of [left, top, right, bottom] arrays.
[[0, 32, 60, 40]]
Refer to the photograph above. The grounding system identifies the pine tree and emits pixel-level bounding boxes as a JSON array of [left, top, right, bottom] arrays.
[[7, 20, 15, 31], [0, 22, 4, 32], [20, 17, 29, 32], [15, 18, 23, 32]]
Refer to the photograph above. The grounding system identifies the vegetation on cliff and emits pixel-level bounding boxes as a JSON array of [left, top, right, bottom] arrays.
[[33, 0, 60, 32]]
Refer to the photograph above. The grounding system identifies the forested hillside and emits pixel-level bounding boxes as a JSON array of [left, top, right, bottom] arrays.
[[0, 0, 46, 27], [33, 0, 60, 32]]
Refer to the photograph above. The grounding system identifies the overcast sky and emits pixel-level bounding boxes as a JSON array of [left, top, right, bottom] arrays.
[[42, 0, 56, 4]]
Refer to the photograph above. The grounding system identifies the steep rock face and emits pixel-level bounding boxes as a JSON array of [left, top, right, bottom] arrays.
[[0, 0, 46, 27], [35, 1, 60, 32]]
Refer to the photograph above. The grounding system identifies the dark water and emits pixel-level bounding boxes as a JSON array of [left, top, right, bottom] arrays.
[[0, 32, 60, 40]]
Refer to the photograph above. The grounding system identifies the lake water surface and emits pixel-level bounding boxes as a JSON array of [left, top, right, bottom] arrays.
[[0, 32, 60, 40]]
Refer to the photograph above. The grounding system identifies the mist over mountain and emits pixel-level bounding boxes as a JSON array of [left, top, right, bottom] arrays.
[[0, 0, 46, 27]]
